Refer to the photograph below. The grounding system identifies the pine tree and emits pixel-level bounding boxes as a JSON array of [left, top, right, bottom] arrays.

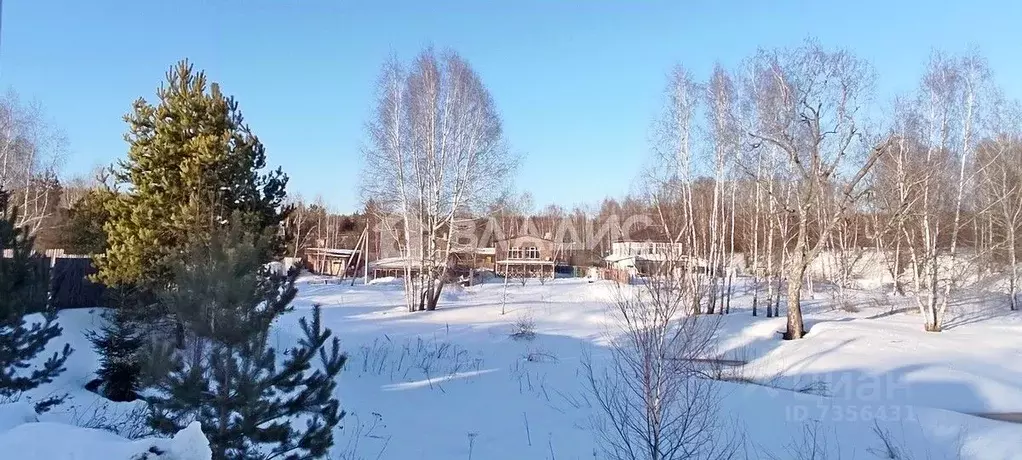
[[61, 188, 114, 256], [0, 188, 73, 411], [85, 297, 144, 402], [96, 60, 289, 290], [90, 60, 291, 396], [147, 220, 345, 460]]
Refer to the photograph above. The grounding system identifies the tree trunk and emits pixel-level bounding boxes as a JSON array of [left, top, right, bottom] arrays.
[[893, 238, 904, 296], [773, 273, 782, 318], [785, 262, 807, 340], [1010, 238, 1018, 311], [425, 282, 443, 311], [175, 320, 186, 350], [765, 218, 775, 318]]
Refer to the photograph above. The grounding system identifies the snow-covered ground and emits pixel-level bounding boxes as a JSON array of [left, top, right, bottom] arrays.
[[290, 276, 1022, 459], [4, 274, 1022, 459], [0, 400, 209, 460]]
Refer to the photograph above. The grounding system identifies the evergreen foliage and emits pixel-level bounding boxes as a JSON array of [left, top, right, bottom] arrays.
[[89, 60, 292, 402], [146, 220, 345, 460], [85, 301, 144, 402], [96, 60, 289, 290], [0, 188, 72, 411], [62, 188, 114, 255]]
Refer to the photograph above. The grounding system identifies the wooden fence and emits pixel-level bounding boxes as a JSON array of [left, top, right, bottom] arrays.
[[3, 251, 107, 311], [595, 267, 633, 284], [21, 258, 52, 314], [50, 257, 106, 310]]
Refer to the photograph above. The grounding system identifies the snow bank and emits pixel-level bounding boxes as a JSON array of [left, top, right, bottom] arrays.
[[367, 276, 397, 285], [0, 404, 210, 460], [265, 261, 287, 276], [0, 402, 38, 432]]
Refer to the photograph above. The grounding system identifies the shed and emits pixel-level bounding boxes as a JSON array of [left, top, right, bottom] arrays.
[[305, 247, 360, 276]]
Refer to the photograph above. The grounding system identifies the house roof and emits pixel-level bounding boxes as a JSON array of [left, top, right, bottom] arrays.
[[450, 246, 496, 255], [305, 248, 359, 258], [604, 253, 710, 265], [494, 234, 555, 243], [604, 254, 636, 263], [611, 239, 683, 244], [369, 256, 423, 270], [496, 259, 556, 265]]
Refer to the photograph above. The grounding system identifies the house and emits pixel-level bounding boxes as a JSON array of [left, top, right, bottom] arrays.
[[494, 234, 558, 278], [450, 246, 495, 269], [368, 256, 422, 279], [604, 240, 709, 276], [304, 247, 361, 276]]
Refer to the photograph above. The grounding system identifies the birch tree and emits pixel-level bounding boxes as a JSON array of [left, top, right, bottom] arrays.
[[284, 194, 317, 258], [581, 257, 740, 460], [740, 41, 885, 339], [976, 102, 1022, 311], [706, 64, 740, 314], [869, 103, 927, 298], [0, 90, 66, 236], [646, 65, 704, 312], [362, 49, 515, 312], [891, 51, 993, 331]]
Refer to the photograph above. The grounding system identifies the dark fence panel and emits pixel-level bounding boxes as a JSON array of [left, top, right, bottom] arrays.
[[21, 257, 52, 314], [50, 257, 106, 310]]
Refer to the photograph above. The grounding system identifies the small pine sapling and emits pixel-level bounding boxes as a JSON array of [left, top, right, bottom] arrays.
[[146, 220, 345, 460]]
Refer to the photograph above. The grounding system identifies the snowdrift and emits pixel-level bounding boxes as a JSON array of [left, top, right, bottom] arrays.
[[0, 403, 211, 460]]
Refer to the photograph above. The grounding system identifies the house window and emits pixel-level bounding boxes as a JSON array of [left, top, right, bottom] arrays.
[[509, 247, 522, 259], [525, 247, 539, 259]]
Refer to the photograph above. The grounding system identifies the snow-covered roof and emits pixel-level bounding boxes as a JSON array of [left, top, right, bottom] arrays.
[[369, 257, 423, 270], [305, 247, 359, 257], [494, 234, 555, 243], [604, 253, 709, 265], [604, 254, 636, 263], [451, 247, 496, 255], [496, 259, 555, 265]]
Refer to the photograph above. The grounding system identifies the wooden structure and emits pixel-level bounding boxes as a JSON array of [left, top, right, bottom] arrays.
[[603, 240, 710, 277], [369, 256, 422, 279], [494, 234, 557, 278], [304, 247, 360, 276], [1, 250, 106, 310], [593, 267, 632, 284], [450, 247, 496, 271]]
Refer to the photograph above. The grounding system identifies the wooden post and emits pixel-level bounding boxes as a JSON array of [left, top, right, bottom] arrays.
[[348, 227, 369, 286], [364, 225, 370, 284]]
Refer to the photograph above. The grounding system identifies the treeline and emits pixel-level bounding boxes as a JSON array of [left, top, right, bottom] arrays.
[[283, 196, 369, 257], [634, 40, 1022, 338]]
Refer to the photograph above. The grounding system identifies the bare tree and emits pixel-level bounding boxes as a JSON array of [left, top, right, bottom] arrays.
[[0, 90, 66, 235], [706, 64, 737, 315], [581, 254, 739, 460], [878, 50, 997, 331], [60, 165, 113, 210], [739, 41, 885, 339], [976, 102, 1022, 311], [823, 213, 866, 305], [733, 52, 793, 319], [646, 65, 704, 313], [869, 103, 925, 298], [283, 193, 319, 258], [362, 49, 516, 311]]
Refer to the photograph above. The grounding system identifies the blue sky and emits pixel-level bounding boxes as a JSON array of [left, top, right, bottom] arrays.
[[3, 1, 1021, 213]]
